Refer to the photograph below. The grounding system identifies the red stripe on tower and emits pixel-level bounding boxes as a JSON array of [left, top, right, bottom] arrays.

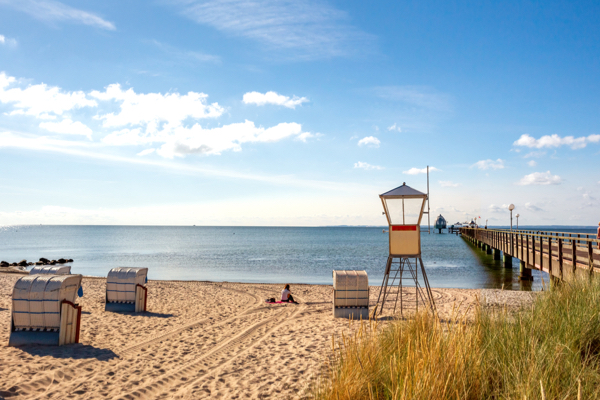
[[391, 225, 417, 231]]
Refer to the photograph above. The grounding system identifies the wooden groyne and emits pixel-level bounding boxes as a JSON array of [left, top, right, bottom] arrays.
[[460, 228, 600, 282]]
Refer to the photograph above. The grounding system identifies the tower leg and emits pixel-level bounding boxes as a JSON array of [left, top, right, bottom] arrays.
[[375, 256, 437, 317], [375, 256, 393, 316], [418, 257, 437, 314]]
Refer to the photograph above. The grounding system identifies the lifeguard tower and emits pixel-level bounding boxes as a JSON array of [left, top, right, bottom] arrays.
[[374, 183, 436, 317]]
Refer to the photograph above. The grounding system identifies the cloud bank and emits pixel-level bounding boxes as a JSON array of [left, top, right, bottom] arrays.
[[403, 167, 440, 175], [0, 72, 97, 118], [471, 159, 504, 170], [0, 71, 313, 159], [514, 133, 600, 150], [517, 171, 562, 186], [167, 0, 373, 59], [0, 0, 116, 30], [354, 161, 383, 170]]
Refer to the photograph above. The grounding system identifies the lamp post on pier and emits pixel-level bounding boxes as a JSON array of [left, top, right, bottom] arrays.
[[508, 204, 515, 232], [516, 214, 520, 230]]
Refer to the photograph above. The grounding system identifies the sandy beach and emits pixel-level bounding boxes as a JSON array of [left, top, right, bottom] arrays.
[[0, 273, 534, 399]]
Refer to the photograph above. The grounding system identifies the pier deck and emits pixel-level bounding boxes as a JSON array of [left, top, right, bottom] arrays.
[[460, 228, 600, 282]]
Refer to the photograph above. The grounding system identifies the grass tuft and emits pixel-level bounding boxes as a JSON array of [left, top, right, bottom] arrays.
[[312, 277, 600, 400]]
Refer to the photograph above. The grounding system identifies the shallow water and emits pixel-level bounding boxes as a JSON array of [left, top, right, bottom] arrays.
[[0, 225, 595, 290]]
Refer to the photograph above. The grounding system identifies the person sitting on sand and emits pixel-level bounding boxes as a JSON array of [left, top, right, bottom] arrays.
[[281, 284, 297, 303]]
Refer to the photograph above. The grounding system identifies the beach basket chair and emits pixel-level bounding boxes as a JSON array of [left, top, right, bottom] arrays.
[[30, 265, 71, 275], [332, 270, 369, 319], [9, 274, 83, 346], [105, 267, 148, 313]]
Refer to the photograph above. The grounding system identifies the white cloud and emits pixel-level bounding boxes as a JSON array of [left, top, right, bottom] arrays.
[[524, 151, 546, 158], [137, 148, 155, 157], [357, 136, 380, 147], [0, 0, 116, 30], [0, 34, 17, 47], [39, 119, 93, 139], [373, 86, 452, 112], [296, 132, 319, 142], [525, 202, 543, 211], [583, 193, 595, 201], [102, 128, 149, 146], [471, 159, 504, 170], [0, 131, 99, 158], [513, 133, 600, 150], [517, 171, 562, 186], [90, 83, 223, 128], [0, 72, 15, 88], [439, 180, 459, 187], [403, 167, 440, 175], [489, 204, 511, 213], [354, 161, 383, 170], [168, 0, 373, 59], [153, 121, 306, 158], [242, 91, 308, 109], [101, 121, 307, 156], [101, 121, 308, 157], [0, 72, 97, 118], [0, 131, 358, 191], [527, 160, 537, 167], [387, 123, 401, 132], [1, 73, 311, 159]]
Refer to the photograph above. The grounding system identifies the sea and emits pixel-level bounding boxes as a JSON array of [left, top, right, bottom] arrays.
[[0, 225, 596, 291]]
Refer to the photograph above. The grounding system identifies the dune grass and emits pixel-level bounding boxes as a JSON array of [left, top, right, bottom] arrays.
[[312, 278, 600, 399]]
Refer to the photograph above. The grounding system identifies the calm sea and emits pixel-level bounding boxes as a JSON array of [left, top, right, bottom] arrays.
[[0, 225, 596, 290]]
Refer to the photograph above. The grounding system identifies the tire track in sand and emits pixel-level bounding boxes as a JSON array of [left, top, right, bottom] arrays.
[[119, 299, 305, 399], [117, 283, 265, 357], [18, 284, 263, 399]]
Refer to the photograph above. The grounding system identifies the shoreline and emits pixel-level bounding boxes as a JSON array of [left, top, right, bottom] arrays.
[[0, 273, 534, 399], [3, 270, 545, 291]]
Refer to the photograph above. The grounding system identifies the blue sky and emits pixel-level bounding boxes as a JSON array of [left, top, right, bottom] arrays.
[[1, 0, 599, 226]]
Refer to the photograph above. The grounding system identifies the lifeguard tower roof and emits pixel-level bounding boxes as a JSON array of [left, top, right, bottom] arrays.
[[380, 183, 426, 198]]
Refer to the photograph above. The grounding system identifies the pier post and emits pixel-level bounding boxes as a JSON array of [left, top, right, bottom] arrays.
[[503, 254, 513, 268], [519, 261, 533, 281], [493, 248, 501, 260], [486, 245, 492, 255]]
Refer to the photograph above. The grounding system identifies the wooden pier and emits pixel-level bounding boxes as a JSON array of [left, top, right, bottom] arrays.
[[459, 228, 600, 282]]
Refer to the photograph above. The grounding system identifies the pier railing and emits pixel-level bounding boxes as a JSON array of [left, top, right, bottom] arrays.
[[459, 228, 600, 281]]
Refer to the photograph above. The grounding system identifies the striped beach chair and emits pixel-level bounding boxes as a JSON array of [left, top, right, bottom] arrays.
[[105, 267, 148, 313], [9, 274, 83, 346]]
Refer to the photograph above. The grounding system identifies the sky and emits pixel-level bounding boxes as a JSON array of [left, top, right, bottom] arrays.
[[0, 0, 599, 226]]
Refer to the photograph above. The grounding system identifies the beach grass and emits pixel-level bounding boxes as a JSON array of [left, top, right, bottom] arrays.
[[312, 277, 600, 399]]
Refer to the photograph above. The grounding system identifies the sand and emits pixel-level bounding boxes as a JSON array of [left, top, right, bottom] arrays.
[[0, 273, 534, 399]]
